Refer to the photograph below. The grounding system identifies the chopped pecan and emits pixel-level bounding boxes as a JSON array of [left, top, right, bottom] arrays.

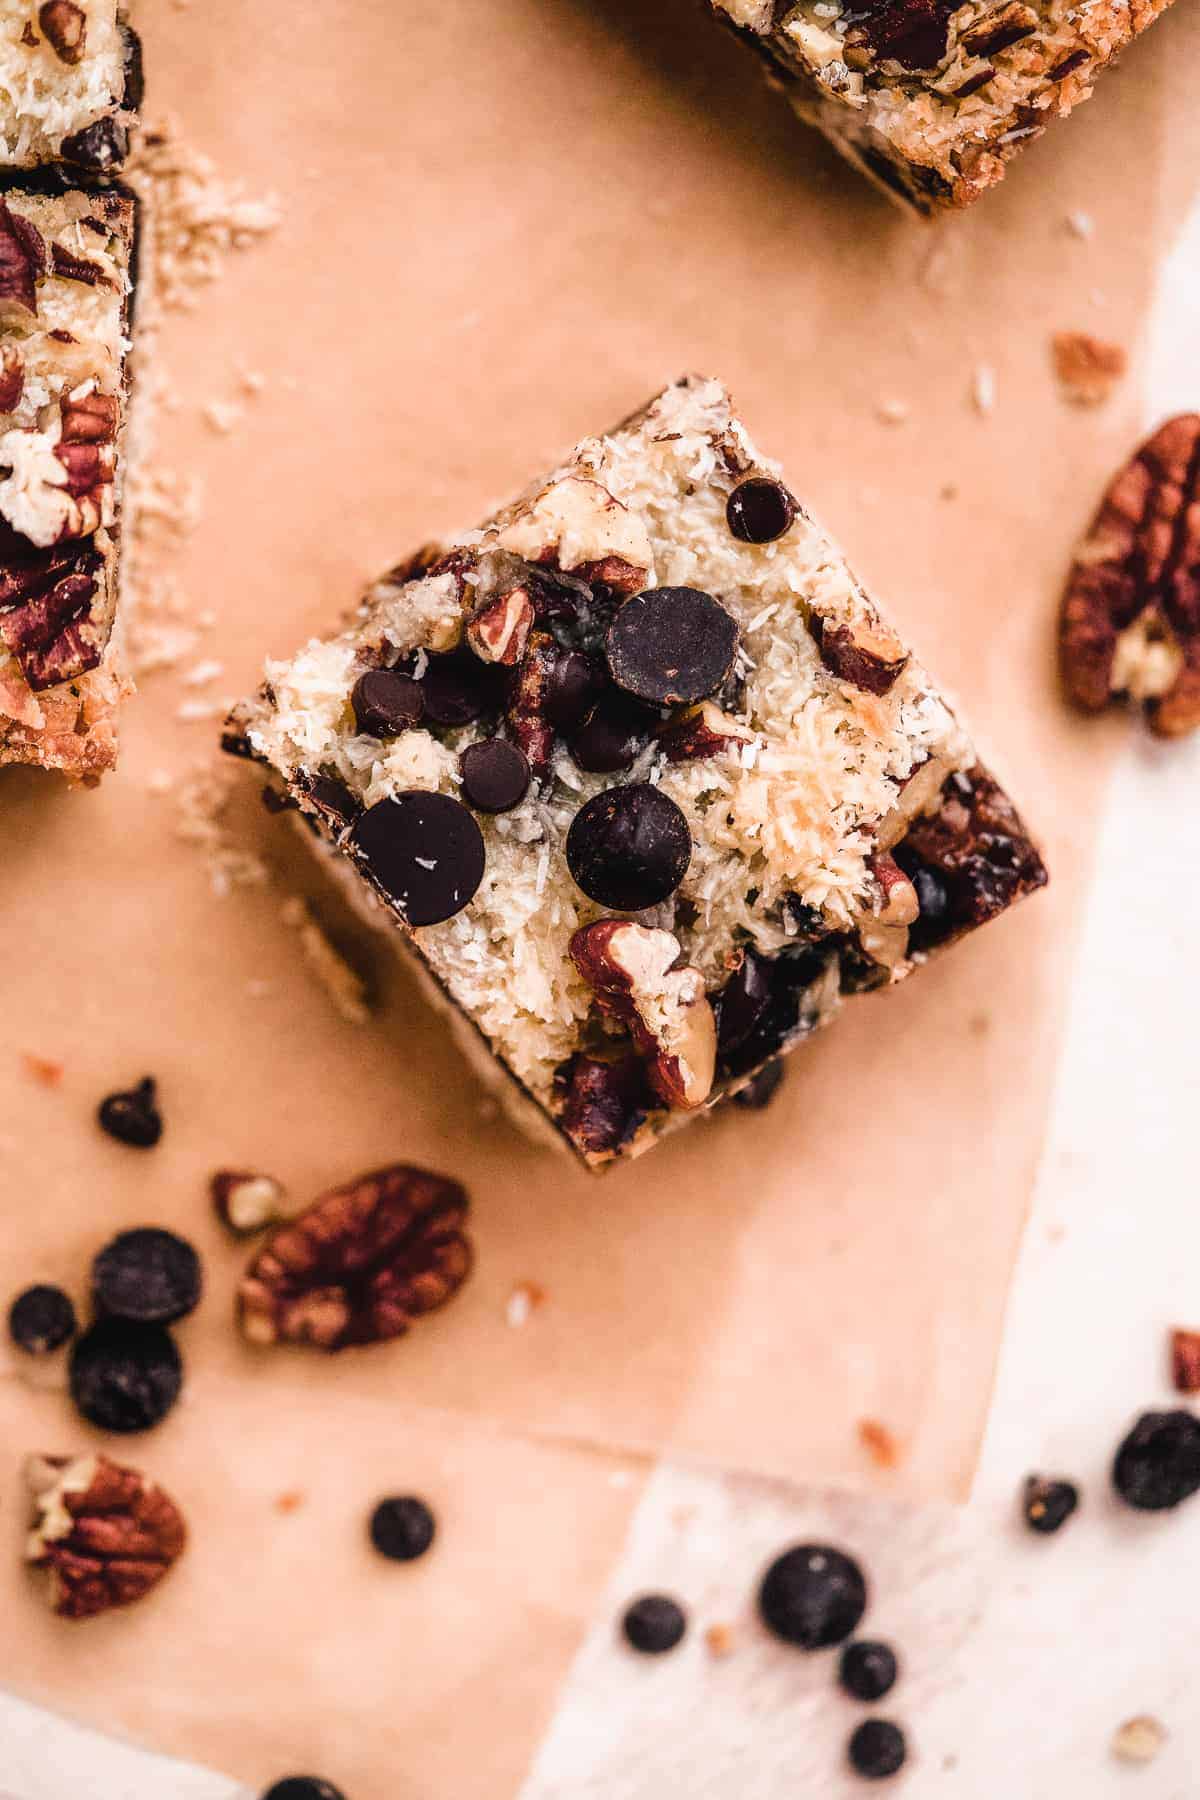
[[555, 1051, 652, 1158], [1052, 332, 1127, 407], [237, 1164, 473, 1352], [50, 243, 114, 289], [570, 919, 716, 1109], [813, 612, 909, 695], [465, 583, 534, 666], [658, 700, 754, 762], [959, 2, 1037, 54], [506, 628, 558, 774], [0, 537, 103, 689], [572, 555, 648, 597], [893, 765, 1047, 949], [497, 476, 653, 586], [0, 200, 41, 321], [856, 850, 919, 975], [1059, 414, 1200, 736], [211, 1169, 289, 1236], [60, 387, 118, 445], [1171, 1329, 1200, 1395], [0, 344, 23, 412], [25, 1452, 186, 1621], [37, 1, 87, 64]]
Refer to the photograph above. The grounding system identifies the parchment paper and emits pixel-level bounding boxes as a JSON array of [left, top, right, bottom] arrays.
[[2, 0, 1197, 1792]]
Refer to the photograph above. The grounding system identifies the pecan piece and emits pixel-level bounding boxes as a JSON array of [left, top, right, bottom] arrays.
[[0, 200, 41, 322], [813, 612, 909, 695], [571, 919, 716, 1110], [555, 1051, 652, 1158], [506, 628, 558, 775], [893, 765, 1047, 949], [0, 344, 23, 412], [959, 2, 1037, 55], [1052, 332, 1127, 407], [211, 1168, 289, 1236], [658, 700, 753, 762], [60, 387, 118, 445], [0, 537, 103, 689], [856, 850, 920, 974], [497, 476, 653, 587], [465, 583, 534, 666], [25, 1452, 186, 1621], [1171, 1328, 1200, 1395], [237, 1164, 473, 1352], [50, 243, 114, 289], [37, 1, 87, 64], [1058, 414, 1200, 736], [572, 555, 648, 597]]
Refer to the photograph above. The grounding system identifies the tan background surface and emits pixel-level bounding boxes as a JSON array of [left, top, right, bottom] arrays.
[[2, 0, 1197, 1793]]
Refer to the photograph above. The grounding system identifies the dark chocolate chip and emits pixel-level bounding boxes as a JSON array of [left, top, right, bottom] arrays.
[[848, 1720, 907, 1781], [1112, 1410, 1200, 1511], [121, 24, 145, 109], [261, 783, 296, 815], [716, 948, 772, 1052], [565, 783, 691, 911], [97, 1077, 162, 1148], [420, 649, 495, 728], [895, 860, 951, 952], [758, 1544, 867, 1649], [545, 648, 606, 730], [568, 693, 655, 774], [459, 737, 530, 813], [369, 1495, 436, 1562], [220, 729, 255, 760], [731, 1059, 786, 1111], [605, 587, 739, 706], [351, 669, 425, 737], [621, 1594, 687, 1655], [1022, 1475, 1079, 1535], [261, 1782, 347, 1800], [351, 790, 486, 926], [308, 775, 360, 826], [717, 946, 830, 1080], [69, 1319, 183, 1433], [839, 1640, 899, 1702], [93, 1228, 203, 1326], [8, 1283, 76, 1354], [726, 476, 797, 545], [60, 117, 128, 172]]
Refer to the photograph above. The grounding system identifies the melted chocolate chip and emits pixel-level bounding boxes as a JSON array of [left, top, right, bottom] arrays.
[[8, 1284, 76, 1354], [308, 776, 360, 827], [605, 587, 739, 706], [93, 1228, 203, 1326], [369, 1495, 436, 1562], [848, 1720, 907, 1780], [351, 668, 425, 737], [622, 1594, 687, 1655], [69, 1319, 183, 1434], [97, 1077, 162, 1148], [759, 1544, 868, 1649], [420, 650, 496, 728], [569, 693, 655, 774], [351, 790, 486, 926], [544, 648, 606, 730], [565, 783, 691, 911], [716, 948, 772, 1051], [726, 477, 797, 545], [717, 947, 829, 1079], [459, 738, 530, 813]]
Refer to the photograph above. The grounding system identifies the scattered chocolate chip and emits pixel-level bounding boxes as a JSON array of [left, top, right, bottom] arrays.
[[459, 737, 530, 813], [545, 648, 605, 730], [839, 1640, 899, 1702], [261, 1782, 347, 1800], [97, 1077, 162, 1148], [351, 669, 425, 737], [8, 1284, 76, 1354], [369, 1495, 436, 1562], [565, 783, 692, 911], [731, 1059, 786, 1110], [848, 1719, 907, 1781], [622, 1593, 687, 1655], [568, 693, 655, 774], [605, 587, 739, 706], [726, 476, 797, 545], [1112, 1410, 1200, 1511], [420, 649, 495, 728], [69, 1320, 183, 1433], [93, 1228, 203, 1326], [758, 1544, 867, 1649], [351, 790, 486, 926], [1022, 1475, 1079, 1535], [716, 948, 772, 1052]]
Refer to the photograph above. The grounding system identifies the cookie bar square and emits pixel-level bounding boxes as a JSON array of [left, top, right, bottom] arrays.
[[1, 2, 141, 174], [0, 178, 136, 783], [709, 0, 1172, 212], [227, 376, 1047, 1170]]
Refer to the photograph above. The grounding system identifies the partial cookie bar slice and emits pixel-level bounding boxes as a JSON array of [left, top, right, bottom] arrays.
[[708, 0, 1172, 213], [226, 375, 1047, 1170], [0, 178, 135, 783], [1, 2, 142, 174]]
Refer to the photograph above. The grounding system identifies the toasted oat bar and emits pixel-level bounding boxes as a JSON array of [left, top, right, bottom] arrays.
[[709, 0, 1171, 212], [0, 178, 135, 783], [1, 2, 141, 174], [227, 376, 1047, 1169]]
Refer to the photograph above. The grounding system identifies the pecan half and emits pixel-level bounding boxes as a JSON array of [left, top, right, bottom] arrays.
[[0, 537, 103, 689], [37, 1, 87, 64], [570, 920, 716, 1109], [25, 1452, 186, 1621], [813, 612, 909, 695], [555, 1051, 652, 1158], [658, 700, 754, 762], [0, 344, 23, 412], [237, 1164, 473, 1351], [465, 583, 534, 666], [1058, 414, 1200, 736], [0, 200, 41, 321]]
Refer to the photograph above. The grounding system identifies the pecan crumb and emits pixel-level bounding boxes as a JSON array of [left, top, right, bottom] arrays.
[[858, 1418, 901, 1469], [212, 1169, 288, 1236], [275, 1489, 306, 1515], [21, 1052, 63, 1086], [1112, 1716, 1166, 1764], [704, 1622, 737, 1657], [506, 1281, 546, 1328], [1170, 1328, 1200, 1395], [1052, 331, 1127, 406]]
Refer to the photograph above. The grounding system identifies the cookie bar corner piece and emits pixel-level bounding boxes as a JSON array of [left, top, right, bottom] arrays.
[[1, 2, 143, 174], [708, 0, 1174, 213], [228, 374, 1046, 1171], [0, 178, 135, 784]]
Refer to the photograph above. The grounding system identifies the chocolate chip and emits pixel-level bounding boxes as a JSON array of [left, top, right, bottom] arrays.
[[568, 693, 655, 774], [261, 1782, 347, 1800], [369, 1495, 436, 1562], [60, 117, 128, 172], [1112, 1410, 1200, 1511], [848, 1720, 907, 1781], [8, 1283, 76, 1354], [420, 649, 495, 727], [351, 669, 425, 737], [97, 1077, 162, 1148], [565, 783, 691, 911], [716, 948, 772, 1051], [895, 859, 951, 952], [308, 776, 360, 827], [717, 946, 830, 1079], [69, 1319, 183, 1433], [1022, 1475, 1079, 1535], [621, 1594, 687, 1654], [93, 1228, 203, 1326], [758, 1544, 867, 1649], [351, 790, 486, 926], [839, 1640, 899, 1702], [605, 587, 739, 706], [731, 1059, 786, 1111], [459, 737, 530, 813], [545, 648, 605, 730], [726, 476, 797, 545]]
